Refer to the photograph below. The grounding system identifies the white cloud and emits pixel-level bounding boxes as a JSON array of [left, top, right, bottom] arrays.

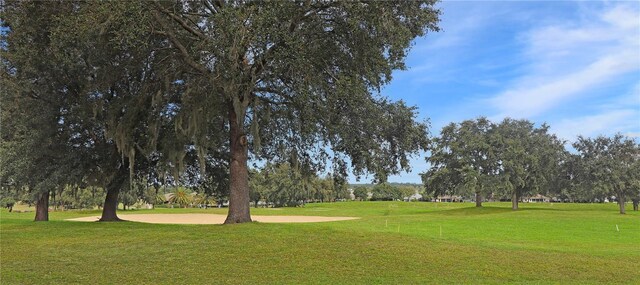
[[491, 50, 638, 118], [550, 82, 640, 141], [488, 3, 640, 119], [402, 2, 520, 82], [552, 109, 638, 142]]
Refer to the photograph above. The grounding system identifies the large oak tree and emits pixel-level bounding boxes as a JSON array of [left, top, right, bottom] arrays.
[[573, 134, 640, 214], [493, 119, 565, 210], [1, 2, 90, 221], [423, 117, 499, 207], [2, 1, 201, 221], [146, 1, 440, 223]]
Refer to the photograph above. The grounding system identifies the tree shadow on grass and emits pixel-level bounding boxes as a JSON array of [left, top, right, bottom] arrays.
[[431, 205, 563, 216]]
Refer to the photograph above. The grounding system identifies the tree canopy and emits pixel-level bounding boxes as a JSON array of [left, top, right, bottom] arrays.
[[1, 1, 440, 223], [573, 135, 640, 214], [423, 118, 567, 210], [423, 117, 499, 207], [144, 0, 441, 223]]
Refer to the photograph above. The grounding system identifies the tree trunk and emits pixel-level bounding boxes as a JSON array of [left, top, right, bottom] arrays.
[[99, 166, 127, 222], [511, 191, 519, 210], [52, 190, 57, 211], [224, 103, 252, 224], [618, 194, 626, 215], [34, 191, 49, 221], [632, 198, 639, 211], [475, 191, 482, 207], [153, 186, 159, 210], [100, 185, 122, 221]]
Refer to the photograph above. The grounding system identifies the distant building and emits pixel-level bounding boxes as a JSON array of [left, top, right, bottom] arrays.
[[524, 194, 550, 203], [347, 188, 356, 200], [405, 193, 423, 201], [434, 195, 463, 202]]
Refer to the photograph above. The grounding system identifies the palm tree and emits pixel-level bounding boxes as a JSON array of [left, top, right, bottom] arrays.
[[168, 189, 192, 208], [153, 194, 166, 209], [193, 194, 216, 208]]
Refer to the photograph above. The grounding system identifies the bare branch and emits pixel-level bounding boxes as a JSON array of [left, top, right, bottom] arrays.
[[202, 0, 217, 14], [152, 1, 208, 41]]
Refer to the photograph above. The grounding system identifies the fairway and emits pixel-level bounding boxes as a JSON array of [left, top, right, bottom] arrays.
[[1, 202, 639, 284]]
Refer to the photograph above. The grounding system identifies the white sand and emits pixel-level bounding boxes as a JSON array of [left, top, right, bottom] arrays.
[[66, 213, 359, 224]]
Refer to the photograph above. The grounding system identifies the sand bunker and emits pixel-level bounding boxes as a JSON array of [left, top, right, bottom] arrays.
[[66, 214, 359, 224]]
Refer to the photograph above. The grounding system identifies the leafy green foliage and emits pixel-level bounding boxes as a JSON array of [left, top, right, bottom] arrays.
[[146, 1, 441, 221], [168, 188, 192, 208], [2, 0, 441, 222], [573, 134, 640, 213], [370, 183, 402, 201], [353, 187, 369, 201], [398, 186, 418, 200], [249, 163, 349, 207], [1, 2, 86, 203], [423, 118, 500, 204], [193, 194, 216, 208], [423, 118, 566, 209], [492, 119, 567, 208], [1, 197, 16, 210]]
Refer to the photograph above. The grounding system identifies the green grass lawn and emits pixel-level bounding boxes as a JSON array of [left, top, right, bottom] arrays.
[[1, 202, 639, 284]]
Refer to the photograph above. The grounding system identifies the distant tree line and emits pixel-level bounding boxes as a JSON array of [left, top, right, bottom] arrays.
[[0, 181, 219, 212], [352, 183, 419, 201], [249, 163, 349, 207], [422, 117, 640, 214]]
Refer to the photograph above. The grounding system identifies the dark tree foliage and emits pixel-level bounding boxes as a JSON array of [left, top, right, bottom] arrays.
[[145, 1, 440, 223], [1, 1, 228, 221], [573, 134, 640, 214], [370, 183, 402, 201], [353, 186, 369, 201], [1, 2, 87, 220], [493, 119, 566, 210], [422, 117, 499, 207], [248, 162, 347, 207], [423, 118, 566, 210], [4, 1, 440, 223]]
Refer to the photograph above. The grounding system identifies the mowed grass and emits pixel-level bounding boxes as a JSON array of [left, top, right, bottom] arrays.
[[1, 202, 639, 284]]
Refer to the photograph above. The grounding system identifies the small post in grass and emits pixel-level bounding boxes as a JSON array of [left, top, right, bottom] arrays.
[[616, 225, 619, 232]]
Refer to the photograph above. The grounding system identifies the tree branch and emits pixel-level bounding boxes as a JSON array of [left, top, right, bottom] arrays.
[[253, 87, 295, 105], [152, 12, 210, 76], [152, 1, 208, 41], [201, 0, 217, 15], [251, 2, 337, 79]]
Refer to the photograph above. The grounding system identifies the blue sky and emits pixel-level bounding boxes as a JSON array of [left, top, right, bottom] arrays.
[[352, 0, 640, 184]]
